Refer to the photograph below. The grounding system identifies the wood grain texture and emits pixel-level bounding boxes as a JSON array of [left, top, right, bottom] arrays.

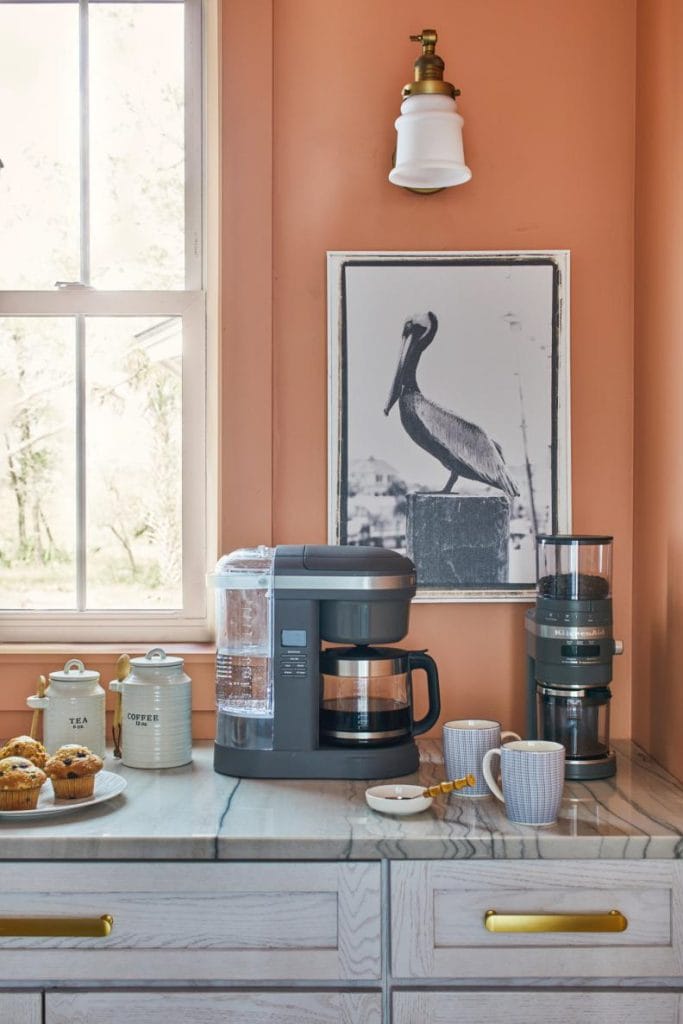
[[46, 991, 382, 1024], [0, 993, 41, 1024], [0, 861, 381, 982], [391, 860, 683, 979], [393, 991, 683, 1024]]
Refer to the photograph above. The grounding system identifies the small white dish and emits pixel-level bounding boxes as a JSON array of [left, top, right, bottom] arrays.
[[365, 784, 433, 816]]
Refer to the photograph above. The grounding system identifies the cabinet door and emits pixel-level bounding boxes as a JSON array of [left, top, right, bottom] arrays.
[[393, 991, 683, 1024], [0, 994, 41, 1024], [0, 861, 380, 983], [392, 860, 683, 980], [46, 990, 382, 1024]]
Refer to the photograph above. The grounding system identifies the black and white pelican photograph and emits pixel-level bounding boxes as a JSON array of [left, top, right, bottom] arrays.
[[327, 251, 570, 600]]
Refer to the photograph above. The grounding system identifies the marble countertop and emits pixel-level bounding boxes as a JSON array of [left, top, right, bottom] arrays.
[[2, 740, 683, 861]]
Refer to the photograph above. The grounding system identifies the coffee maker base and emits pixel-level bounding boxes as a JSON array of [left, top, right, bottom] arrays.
[[564, 749, 616, 781], [213, 739, 420, 780]]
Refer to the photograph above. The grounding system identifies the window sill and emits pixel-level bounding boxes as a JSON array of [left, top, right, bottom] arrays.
[[0, 642, 216, 662]]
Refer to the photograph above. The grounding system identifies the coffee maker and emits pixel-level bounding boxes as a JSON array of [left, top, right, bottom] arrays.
[[211, 544, 440, 779], [526, 535, 624, 780]]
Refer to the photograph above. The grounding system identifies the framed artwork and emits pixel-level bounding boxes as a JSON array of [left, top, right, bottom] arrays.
[[327, 251, 571, 602]]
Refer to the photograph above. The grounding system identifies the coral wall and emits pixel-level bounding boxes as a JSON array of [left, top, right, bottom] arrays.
[[0, 0, 637, 745], [632, 0, 683, 777], [226, 0, 636, 738]]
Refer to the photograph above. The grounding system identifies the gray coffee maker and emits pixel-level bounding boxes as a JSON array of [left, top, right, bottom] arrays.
[[211, 545, 441, 779]]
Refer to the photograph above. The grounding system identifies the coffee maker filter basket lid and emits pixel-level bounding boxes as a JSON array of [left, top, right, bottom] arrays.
[[274, 545, 416, 583], [301, 545, 414, 575]]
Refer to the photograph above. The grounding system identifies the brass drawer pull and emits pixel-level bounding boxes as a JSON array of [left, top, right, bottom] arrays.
[[0, 914, 113, 938], [484, 909, 628, 933]]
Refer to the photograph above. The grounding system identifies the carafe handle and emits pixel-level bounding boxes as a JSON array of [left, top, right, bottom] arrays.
[[409, 651, 441, 736]]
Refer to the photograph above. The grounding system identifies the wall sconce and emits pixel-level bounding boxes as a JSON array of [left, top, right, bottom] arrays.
[[389, 29, 471, 193]]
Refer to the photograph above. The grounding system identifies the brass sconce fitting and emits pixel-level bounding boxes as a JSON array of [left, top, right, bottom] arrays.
[[402, 29, 460, 99]]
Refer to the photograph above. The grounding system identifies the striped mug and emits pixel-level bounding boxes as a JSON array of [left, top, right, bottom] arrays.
[[482, 740, 565, 826], [442, 720, 521, 797]]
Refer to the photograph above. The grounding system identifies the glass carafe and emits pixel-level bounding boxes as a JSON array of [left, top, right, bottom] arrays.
[[319, 645, 440, 747]]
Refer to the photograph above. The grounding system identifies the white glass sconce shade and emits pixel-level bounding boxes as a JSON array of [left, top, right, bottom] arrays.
[[389, 93, 471, 190]]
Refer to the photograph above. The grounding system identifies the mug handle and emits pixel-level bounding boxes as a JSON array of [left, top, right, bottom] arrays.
[[482, 748, 505, 802], [501, 730, 521, 743]]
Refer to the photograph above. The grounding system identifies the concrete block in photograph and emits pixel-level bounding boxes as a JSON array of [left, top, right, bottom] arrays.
[[406, 493, 510, 587]]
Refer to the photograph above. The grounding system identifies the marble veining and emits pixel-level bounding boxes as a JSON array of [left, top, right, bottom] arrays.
[[1, 740, 683, 860]]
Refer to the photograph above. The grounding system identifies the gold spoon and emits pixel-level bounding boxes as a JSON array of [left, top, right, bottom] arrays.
[[112, 654, 130, 759], [29, 675, 47, 741], [384, 774, 476, 799]]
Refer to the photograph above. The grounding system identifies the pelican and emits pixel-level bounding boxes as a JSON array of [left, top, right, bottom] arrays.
[[383, 312, 519, 498]]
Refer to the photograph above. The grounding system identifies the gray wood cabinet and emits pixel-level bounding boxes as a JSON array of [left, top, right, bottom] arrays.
[[0, 994, 41, 1024], [46, 992, 382, 1024], [391, 860, 683, 980], [393, 992, 683, 1024], [4, 858, 683, 1023], [0, 861, 381, 984]]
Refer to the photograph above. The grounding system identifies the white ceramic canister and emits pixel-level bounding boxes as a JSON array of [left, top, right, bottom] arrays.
[[109, 648, 192, 769], [27, 659, 106, 758]]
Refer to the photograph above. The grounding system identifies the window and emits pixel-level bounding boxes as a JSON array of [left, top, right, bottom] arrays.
[[0, 0, 209, 641]]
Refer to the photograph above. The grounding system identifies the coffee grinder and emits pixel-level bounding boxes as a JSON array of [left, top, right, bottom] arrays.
[[525, 535, 624, 780], [211, 544, 441, 779]]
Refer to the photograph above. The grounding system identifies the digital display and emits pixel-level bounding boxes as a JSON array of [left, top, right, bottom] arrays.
[[281, 629, 307, 648]]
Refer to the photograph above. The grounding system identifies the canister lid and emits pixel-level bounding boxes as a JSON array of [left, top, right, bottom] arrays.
[[49, 658, 101, 683], [129, 647, 185, 670]]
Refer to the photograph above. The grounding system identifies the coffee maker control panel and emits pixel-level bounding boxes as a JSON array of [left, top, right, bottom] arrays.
[[280, 651, 309, 679]]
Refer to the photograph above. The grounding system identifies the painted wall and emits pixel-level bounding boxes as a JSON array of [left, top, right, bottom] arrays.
[[0, 0, 636, 745], [632, 0, 683, 778], [223, 0, 635, 739]]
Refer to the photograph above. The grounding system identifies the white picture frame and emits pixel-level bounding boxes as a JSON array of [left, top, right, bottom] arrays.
[[327, 250, 571, 602]]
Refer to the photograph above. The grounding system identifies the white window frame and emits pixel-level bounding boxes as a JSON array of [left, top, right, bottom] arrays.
[[0, 0, 212, 642]]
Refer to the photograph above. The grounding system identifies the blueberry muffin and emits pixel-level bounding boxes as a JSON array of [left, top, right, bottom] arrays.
[[45, 744, 103, 799], [0, 756, 47, 810], [0, 735, 48, 770]]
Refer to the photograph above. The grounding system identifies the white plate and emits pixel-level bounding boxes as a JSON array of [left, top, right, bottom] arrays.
[[0, 771, 127, 820], [365, 784, 433, 816]]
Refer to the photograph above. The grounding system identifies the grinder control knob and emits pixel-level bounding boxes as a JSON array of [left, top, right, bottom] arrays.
[[613, 640, 624, 656]]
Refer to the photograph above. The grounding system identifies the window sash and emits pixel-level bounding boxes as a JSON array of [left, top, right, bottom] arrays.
[[0, 0, 209, 642], [0, 292, 207, 642]]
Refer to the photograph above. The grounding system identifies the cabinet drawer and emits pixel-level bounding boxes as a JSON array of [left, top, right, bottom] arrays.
[[47, 991, 382, 1024], [0, 994, 41, 1024], [0, 861, 381, 983], [393, 992, 683, 1024], [391, 860, 683, 979]]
